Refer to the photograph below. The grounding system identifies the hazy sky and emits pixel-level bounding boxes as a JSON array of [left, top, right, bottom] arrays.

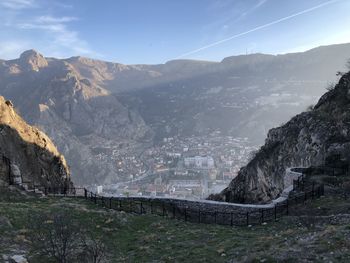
[[0, 0, 349, 64]]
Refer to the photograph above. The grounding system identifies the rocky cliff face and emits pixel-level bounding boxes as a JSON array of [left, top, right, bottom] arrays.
[[219, 70, 350, 204], [0, 96, 70, 189]]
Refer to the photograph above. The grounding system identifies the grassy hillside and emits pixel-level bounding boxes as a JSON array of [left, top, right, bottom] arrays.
[[1, 187, 350, 262]]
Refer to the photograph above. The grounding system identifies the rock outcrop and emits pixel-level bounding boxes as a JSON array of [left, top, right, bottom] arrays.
[[218, 71, 350, 204], [0, 96, 71, 189]]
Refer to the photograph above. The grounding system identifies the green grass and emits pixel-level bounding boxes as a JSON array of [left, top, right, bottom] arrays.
[[2, 187, 350, 262]]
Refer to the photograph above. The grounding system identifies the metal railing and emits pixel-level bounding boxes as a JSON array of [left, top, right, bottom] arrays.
[[9, 166, 327, 227], [80, 183, 324, 227]]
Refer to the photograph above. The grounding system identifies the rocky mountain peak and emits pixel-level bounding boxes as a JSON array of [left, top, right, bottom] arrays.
[[18, 49, 48, 71]]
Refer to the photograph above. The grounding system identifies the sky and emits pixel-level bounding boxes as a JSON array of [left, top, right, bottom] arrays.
[[0, 0, 350, 64]]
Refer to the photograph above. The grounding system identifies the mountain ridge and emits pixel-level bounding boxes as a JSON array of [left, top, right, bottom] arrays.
[[1, 43, 350, 185]]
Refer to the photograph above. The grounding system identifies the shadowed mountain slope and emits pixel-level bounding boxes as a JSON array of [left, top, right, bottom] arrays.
[[217, 70, 350, 204]]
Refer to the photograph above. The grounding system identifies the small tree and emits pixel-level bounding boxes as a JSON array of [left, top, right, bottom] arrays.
[[28, 211, 82, 263], [80, 231, 107, 263]]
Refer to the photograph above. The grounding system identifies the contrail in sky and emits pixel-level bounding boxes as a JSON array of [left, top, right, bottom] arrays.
[[174, 0, 342, 59]]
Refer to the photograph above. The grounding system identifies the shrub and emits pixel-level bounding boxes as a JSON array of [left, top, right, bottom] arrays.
[[27, 211, 108, 263], [28, 210, 82, 263]]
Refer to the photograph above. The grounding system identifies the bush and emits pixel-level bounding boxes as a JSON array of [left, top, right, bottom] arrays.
[[79, 231, 107, 263], [27, 211, 107, 263]]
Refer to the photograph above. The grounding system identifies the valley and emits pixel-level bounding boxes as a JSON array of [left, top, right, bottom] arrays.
[[0, 44, 349, 196]]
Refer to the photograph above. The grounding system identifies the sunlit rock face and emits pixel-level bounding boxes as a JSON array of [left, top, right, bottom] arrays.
[[0, 96, 71, 189], [218, 71, 350, 204]]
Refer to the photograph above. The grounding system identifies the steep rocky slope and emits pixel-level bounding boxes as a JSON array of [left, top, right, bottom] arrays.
[[0, 96, 70, 189], [219, 70, 350, 203]]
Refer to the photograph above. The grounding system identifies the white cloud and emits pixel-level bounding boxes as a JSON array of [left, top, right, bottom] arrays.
[[0, 0, 101, 59], [17, 17, 98, 57], [0, 0, 36, 10], [35, 15, 78, 23], [237, 0, 269, 21], [254, 0, 269, 9]]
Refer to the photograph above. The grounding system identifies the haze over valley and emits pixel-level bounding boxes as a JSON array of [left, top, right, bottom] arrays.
[[0, 43, 349, 198]]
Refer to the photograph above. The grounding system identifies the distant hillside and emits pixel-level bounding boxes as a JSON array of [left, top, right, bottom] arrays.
[[218, 69, 350, 204], [0, 43, 349, 185], [0, 96, 70, 189], [119, 43, 350, 142]]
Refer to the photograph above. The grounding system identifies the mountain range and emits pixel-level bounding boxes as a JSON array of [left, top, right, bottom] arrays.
[[0, 43, 349, 185]]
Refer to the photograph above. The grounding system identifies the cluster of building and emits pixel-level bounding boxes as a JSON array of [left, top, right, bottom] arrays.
[[95, 133, 259, 200]]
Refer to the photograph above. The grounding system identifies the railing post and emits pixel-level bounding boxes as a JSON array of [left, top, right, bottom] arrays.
[[150, 201, 153, 214], [322, 184, 325, 196], [261, 209, 264, 224], [274, 205, 277, 221], [214, 211, 217, 224], [162, 204, 165, 217], [140, 201, 143, 214], [94, 194, 97, 204], [109, 197, 112, 209], [246, 212, 249, 226], [84, 188, 87, 199], [184, 208, 187, 221], [198, 209, 201, 223]]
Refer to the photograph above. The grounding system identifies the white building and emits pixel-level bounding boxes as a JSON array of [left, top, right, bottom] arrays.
[[96, 185, 103, 194], [184, 156, 215, 169]]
